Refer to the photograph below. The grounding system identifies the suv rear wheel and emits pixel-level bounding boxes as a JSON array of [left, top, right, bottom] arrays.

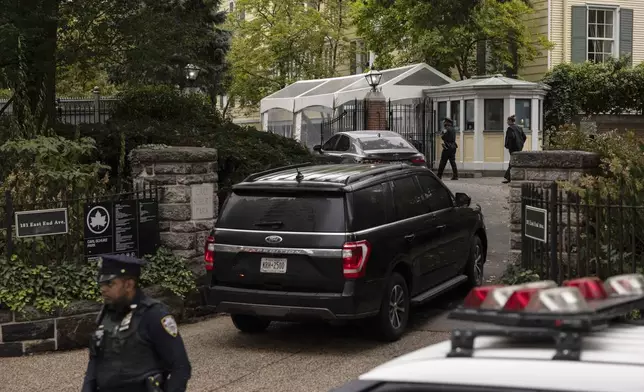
[[373, 272, 409, 342], [231, 314, 272, 334], [465, 235, 485, 288]]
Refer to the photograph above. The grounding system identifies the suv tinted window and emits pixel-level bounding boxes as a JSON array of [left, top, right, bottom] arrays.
[[417, 174, 453, 211], [392, 176, 427, 220], [351, 183, 387, 231], [356, 135, 415, 151], [218, 192, 346, 232]]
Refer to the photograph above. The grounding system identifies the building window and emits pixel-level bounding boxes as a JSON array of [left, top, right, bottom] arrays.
[[515, 99, 532, 129], [484, 99, 504, 131], [465, 100, 474, 131], [587, 8, 616, 63], [450, 101, 460, 129]]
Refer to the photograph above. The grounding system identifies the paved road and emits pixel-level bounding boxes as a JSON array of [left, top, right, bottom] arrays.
[[0, 178, 509, 392]]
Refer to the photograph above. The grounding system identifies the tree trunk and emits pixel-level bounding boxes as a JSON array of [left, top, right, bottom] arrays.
[[476, 40, 487, 76]]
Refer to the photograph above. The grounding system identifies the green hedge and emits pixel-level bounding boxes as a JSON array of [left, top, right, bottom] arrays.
[[542, 57, 644, 129]]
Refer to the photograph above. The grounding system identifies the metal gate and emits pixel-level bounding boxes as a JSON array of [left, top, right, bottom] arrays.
[[319, 97, 436, 168]]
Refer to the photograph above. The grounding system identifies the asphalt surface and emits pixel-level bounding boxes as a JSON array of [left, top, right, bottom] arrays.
[[0, 177, 510, 392]]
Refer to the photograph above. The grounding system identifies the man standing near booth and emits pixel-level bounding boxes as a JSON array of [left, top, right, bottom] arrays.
[[436, 118, 458, 180], [503, 114, 527, 184]]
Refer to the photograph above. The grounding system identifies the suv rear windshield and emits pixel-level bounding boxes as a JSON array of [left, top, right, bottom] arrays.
[[218, 191, 346, 232], [356, 136, 415, 151]]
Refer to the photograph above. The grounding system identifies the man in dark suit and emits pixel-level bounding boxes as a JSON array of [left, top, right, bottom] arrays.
[[503, 115, 527, 184]]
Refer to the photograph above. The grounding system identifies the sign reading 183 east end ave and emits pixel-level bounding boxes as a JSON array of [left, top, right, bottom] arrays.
[[524, 205, 548, 243], [14, 208, 69, 238]]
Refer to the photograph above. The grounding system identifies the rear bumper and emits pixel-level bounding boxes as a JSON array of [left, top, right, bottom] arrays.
[[208, 282, 380, 321]]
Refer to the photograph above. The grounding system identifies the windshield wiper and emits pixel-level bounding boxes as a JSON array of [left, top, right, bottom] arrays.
[[254, 221, 284, 227]]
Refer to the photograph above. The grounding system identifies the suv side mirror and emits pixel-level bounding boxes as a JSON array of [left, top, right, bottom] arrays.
[[454, 192, 471, 207], [313, 145, 322, 152]]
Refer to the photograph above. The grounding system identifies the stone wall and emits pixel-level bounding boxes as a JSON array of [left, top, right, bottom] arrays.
[[508, 150, 601, 266], [0, 301, 101, 357], [130, 146, 219, 282]]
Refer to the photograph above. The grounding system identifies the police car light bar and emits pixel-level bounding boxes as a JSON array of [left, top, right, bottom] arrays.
[[450, 273, 644, 330]]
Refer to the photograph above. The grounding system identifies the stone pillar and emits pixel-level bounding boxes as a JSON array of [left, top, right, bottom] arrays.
[[130, 147, 218, 278], [364, 90, 388, 130], [508, 150, 600, 265]]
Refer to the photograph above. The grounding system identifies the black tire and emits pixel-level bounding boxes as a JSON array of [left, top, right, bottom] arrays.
[[373, 272, 410, 342], [231, 314, 271, 334], [465, 235, 485, 288]]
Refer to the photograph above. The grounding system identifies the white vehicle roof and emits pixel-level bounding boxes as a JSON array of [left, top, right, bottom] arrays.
[[358, 322, 644, 392]]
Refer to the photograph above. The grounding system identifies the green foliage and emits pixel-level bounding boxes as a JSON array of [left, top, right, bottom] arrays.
[[112, 85, 216, 125], [141, 248, 197, 299], [0, 255, 100, 313], [0, 135, 110, 264], [499, 263, 541, 285], [227, 0, 353, 107], [56, 65, 119, 97], [542, 58, 644, 129], [0, 247, 196, 313], [351, 0, 552, 79], [548, 124, 644, 277]]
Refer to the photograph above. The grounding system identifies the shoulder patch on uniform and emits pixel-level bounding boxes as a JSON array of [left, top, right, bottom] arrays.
[[161, 315, 178, 337]]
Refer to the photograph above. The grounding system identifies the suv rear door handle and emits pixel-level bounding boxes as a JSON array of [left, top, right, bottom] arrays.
[[404, 234, 415, 242], [436, 224, 446, 230]]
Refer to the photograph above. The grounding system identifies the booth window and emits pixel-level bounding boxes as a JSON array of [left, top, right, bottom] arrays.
[[438, 101, 447, 128], [484, 99, 504, 131], [450, 101, 460, 129], [465, 100, 475, 131], [515, 99, 532, 129]]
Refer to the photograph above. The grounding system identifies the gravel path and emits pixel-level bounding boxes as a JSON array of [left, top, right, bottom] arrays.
[[0, 178, 510, 392]]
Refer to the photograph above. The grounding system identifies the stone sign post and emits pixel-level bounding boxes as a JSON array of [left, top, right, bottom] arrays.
[[130, 146, 219, 279]]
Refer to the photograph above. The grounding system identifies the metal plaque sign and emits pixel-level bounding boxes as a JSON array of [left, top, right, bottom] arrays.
[[15, 208, 69, 238], [525, 205, 548, 243]]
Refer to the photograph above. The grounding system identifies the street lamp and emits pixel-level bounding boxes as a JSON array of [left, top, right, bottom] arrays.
[[365, 68, 382, 92], [185, 64, 201, 81]]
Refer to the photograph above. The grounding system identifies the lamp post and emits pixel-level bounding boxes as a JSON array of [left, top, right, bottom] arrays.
[[365, 68, 382, 92], [184, 64, 201, 93]]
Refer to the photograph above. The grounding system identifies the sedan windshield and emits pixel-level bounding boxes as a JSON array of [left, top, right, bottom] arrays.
[[356, 136, 415, 151]]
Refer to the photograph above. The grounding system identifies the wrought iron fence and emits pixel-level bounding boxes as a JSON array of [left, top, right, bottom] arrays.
[[521, 182, 644, 283], [0, 95, 118, 125], [320, 97, 436, 166], [0, 183, 159, 265]]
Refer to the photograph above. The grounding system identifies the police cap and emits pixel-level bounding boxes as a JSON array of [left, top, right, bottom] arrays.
[[97, 254, 147, 283]]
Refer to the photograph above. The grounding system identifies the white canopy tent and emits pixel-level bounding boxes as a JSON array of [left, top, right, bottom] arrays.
[[259, 63, 455, 147]]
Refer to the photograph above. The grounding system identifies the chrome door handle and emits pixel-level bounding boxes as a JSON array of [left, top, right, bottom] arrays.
[[436, 225, 446, 230], [404, 234, 416, 242]]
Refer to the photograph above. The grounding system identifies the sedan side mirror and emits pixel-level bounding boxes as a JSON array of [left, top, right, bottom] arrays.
[[313, 145, 322, 152], [454, 192, 471, 207]]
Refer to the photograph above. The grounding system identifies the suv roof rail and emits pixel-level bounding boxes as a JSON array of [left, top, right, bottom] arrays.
[[344, 163, 409, 185], [243, 162, 314, 182]]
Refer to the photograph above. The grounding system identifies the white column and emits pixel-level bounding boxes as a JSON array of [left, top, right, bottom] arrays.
[[293, 111, 303, 142], [473, 98, 484, 167], [261, 112, 268, 132], [531, 98, 540, 150], [459, 99, 465, 165], [504, 98, 514, 167]]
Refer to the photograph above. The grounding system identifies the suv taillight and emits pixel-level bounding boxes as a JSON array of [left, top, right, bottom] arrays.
[[204, 235, 215, 271], [410, 155, 426, 164], [342, 240, 371, 279]]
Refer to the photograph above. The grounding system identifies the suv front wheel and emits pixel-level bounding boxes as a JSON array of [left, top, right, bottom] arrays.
[[373, 272, 410, 342], [231, 314, 272, 334]]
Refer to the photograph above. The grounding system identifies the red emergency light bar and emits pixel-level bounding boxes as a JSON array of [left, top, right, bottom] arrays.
[[451, 273, 644, 330]]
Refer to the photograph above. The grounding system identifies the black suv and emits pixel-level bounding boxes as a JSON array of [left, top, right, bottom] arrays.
[[204, 163, 487, 341]]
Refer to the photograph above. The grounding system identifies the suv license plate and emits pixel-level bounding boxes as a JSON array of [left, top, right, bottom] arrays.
[[260, 258, 287, 274]]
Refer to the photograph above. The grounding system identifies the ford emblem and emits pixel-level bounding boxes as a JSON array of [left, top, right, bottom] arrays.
[[265, 235, 283, 244]]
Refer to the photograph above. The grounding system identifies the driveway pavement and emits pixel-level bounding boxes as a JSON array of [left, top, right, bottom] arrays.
[[0, 178, 510, 392]]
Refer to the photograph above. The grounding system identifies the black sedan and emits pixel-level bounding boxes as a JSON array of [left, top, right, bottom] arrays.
[[312, 131, 427, 166]]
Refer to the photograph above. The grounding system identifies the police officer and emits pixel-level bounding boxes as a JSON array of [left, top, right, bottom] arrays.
[[436, 118, 458, 180], [82, 254, 192, 392]]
